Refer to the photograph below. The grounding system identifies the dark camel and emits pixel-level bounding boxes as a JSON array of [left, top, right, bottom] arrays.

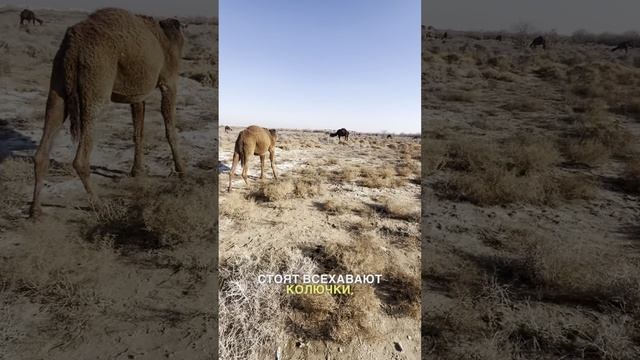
[[228, 125, 278, 192], [30, 8, 186, 217], [329, 128, 349, 142], [530, 36, 546, 49], [612, 41, 631, 53], [20, 9, 43, 25]]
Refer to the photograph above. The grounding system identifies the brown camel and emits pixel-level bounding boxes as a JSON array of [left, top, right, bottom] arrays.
[[329, 128, 349, 142], [228, 126, 278, 192], [20, 9, 43, 25], [30, 8, 186, 217], [224, 125, 232, 133]]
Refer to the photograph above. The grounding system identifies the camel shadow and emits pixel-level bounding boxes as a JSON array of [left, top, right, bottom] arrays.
[[0, 119, 37, 162]]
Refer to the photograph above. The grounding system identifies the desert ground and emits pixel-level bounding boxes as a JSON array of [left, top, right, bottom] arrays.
[[422, 29, 640, 358], [0, 6, 218, 359], [218, 127, 421, 359]]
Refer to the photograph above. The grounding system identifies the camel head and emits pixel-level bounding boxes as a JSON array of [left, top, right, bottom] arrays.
[[159, 18, 185, 52], [269, 129, 278, 143]]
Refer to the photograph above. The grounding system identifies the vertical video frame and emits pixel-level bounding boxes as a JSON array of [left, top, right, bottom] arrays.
[[218, 0, 422, 359], [422, 1, 640, 358]]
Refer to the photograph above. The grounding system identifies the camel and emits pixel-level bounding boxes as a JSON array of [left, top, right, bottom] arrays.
[[329, 128, 349, 142], [30, 8, 186, 217], [227, 126, 278, 192], [530, 36, 546, 49], [20, 9, 43, 25], [612, 41, 631, 53], [386, 134, 392, 139], [495, 34, 503, 42], [224, 125, 232, 133]]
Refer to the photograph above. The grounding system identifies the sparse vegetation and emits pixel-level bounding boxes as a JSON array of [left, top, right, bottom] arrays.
[[424, 27, 640, 358]]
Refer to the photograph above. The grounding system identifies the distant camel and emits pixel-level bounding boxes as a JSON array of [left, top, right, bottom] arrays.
[[386, 134, 392, 139], [20, 9, 43, 25], [495, 34, 503, 42], [329, 128, 349, 142], [224, 125, 232, 133], [530, 36, 546, 49], [30, 8, 186, 217], [228, 125, 278, 192], [612, 41, 631, 53], [443, 32, 448, 39]]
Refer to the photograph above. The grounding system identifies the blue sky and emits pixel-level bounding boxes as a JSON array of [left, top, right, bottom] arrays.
[[220, 0, 420, 134]]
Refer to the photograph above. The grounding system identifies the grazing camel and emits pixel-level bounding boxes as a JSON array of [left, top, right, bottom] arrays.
[[329, 128, 349, 142], [30, 8, 186, 217], [386, 134, 392, 139], [20, 9, 43, 25], [224, 125, 232, 133], [530, 36, 546, 49], [228, 126, 278, 192], [612, 41, 631, 53]]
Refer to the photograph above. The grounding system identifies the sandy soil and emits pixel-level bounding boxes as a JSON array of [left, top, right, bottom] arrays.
[[218, 128, 421, 359], [422, 30, 640, 358], [0, 7, 218, 359]]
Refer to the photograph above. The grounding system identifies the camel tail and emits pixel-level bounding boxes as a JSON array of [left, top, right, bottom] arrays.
[[61, 28, 81, 142], [234, 131, 246, 167]]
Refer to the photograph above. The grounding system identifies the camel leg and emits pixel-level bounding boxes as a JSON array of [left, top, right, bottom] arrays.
[[30, 90, 65, 218], [72, 114, 96, 203], [228, 152, 239, 192], [259, 155, 265, 179], [160, 83, 186, 176], [241, 154, 250, 187], [130, 102, 145, 177], [269, 150, 278, 180]]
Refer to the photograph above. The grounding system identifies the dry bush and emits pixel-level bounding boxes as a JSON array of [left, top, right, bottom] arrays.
[[555, 173, 597, 200], [521, 235, 640, 308], [321, 198, 350, 215], [379, 197, 420, 221], [87, 179, 214, 248], [500, 99, 543, 112], [325, 232, 387, 274], [327, 286, 382, 343], [292, 177, 324, 198], [422, 139, 447, 175], [438, 137, 596, 205], [219, 249, 317, 360], [564, 139, 611, 165], [256, 180, 295, 202], [563, 109, 633, 164], [0, 157, 33, 219], [438, 90, 476, 102], [377, 268, 421, 318], [141, 181, 215, 247], [337, 165, 359, 182], [360, 166, 406, 188], [2, 218, 113, 334], [505, 136, 560, 175], [220, 191, 258, 221]]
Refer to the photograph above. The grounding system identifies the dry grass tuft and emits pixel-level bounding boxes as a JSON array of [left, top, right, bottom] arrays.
[[220, 191, 258, 221], [379, 197, 420, 221], [219, 249, 317, 360]]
